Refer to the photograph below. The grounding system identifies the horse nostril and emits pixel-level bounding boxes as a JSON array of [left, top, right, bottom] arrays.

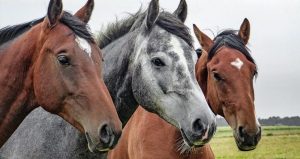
[[238, 126, 245, 138], [256, 126, 262, 141], [210, 122, 217, 135], [192, 119, 205, 135], [99, 124, 112, 146], [258, 126, 262, 134], [111, 130, 122, 148]]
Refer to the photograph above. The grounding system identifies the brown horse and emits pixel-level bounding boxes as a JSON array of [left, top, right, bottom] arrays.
[[108, 18, 261, 159], [0, 0, 122, 152], [194, 19, 261, 151]]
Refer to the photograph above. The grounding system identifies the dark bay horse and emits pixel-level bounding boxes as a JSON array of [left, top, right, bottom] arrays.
[[0, 0, 215, 158], [108, 18, 261, 159], [0, 0, 122, 152]]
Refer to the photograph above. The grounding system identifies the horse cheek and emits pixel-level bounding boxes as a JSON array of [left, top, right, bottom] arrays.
[[33, 54, 63, 112]]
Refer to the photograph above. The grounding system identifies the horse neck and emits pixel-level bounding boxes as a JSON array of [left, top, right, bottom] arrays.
[[169, 123, 214, 159], [0, 27, 40, 146], [102, 31, 139, 126], [180, 146, 214, 159]]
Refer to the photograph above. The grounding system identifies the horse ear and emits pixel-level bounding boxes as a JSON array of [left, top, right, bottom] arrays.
[[47, 0, 63, 27], [74, 0, 94, 23], [193, 24, 213, 52], [238, 18, 250, 44], [195, 49, 208, 97], [145, 0, 159, 30], [173, 0, 187, 23]]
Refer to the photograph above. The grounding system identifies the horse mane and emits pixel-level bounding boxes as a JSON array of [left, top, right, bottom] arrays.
[[97, 8, 193, 49], [0, 12, 93, 46], [60, 12, 94, 43], [208, 30, 257, 76], [0, 18, 44, 46]]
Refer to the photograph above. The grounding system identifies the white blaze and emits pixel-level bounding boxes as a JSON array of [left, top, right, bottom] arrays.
[[75, 36, 92, 57], [231, 58, 244, 70], [170, 35, 210, 108], [170, 36, 189, 75]]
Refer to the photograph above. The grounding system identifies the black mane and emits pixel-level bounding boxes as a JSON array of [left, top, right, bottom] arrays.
[[0, 18, 43, 46], [0, 12, 93, 46], [60, 12, 93, 43], [97, 9, 193, 49], [208, 30, 257, 75]]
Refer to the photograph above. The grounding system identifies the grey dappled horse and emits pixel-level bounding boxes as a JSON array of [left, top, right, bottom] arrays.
[[0, 0, 216, 158]]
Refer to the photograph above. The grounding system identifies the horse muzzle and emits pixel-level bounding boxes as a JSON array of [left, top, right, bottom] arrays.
[[180, 120, 217, 147], [234, 126, 261, 151], [85, 123, 122, 153]]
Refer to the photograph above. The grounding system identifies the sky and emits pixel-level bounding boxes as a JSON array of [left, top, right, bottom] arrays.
[[0, 0, 299, 118]]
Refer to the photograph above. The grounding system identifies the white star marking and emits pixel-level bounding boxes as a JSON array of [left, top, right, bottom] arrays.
[[75, 36, 92, 57], [231, 58, 244, 70]]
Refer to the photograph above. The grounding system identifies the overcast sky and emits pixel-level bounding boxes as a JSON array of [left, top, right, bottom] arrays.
[[0, 0, 299, 118]]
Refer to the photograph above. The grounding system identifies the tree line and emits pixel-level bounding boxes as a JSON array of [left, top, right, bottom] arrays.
[[216, 116, 300, 126]]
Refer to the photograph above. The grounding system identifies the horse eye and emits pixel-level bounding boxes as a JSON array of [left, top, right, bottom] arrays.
[[213, 72, 223, 81], [57, 55, 70, 65], [195, 48, 202, 58], [151, 58, 165, 67]]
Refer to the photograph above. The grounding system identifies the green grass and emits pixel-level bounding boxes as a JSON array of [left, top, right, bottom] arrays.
[[210, 126, 300, 159]]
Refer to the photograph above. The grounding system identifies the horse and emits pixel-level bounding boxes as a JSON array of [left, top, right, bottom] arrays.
[[108, 18, 261, 159], [0, 0, 122, 153], [194, 19, 261, 151], [0, 0, 216, 158]]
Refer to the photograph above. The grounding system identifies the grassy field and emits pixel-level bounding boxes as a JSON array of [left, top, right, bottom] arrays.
[[210, 126, 300, 159]]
